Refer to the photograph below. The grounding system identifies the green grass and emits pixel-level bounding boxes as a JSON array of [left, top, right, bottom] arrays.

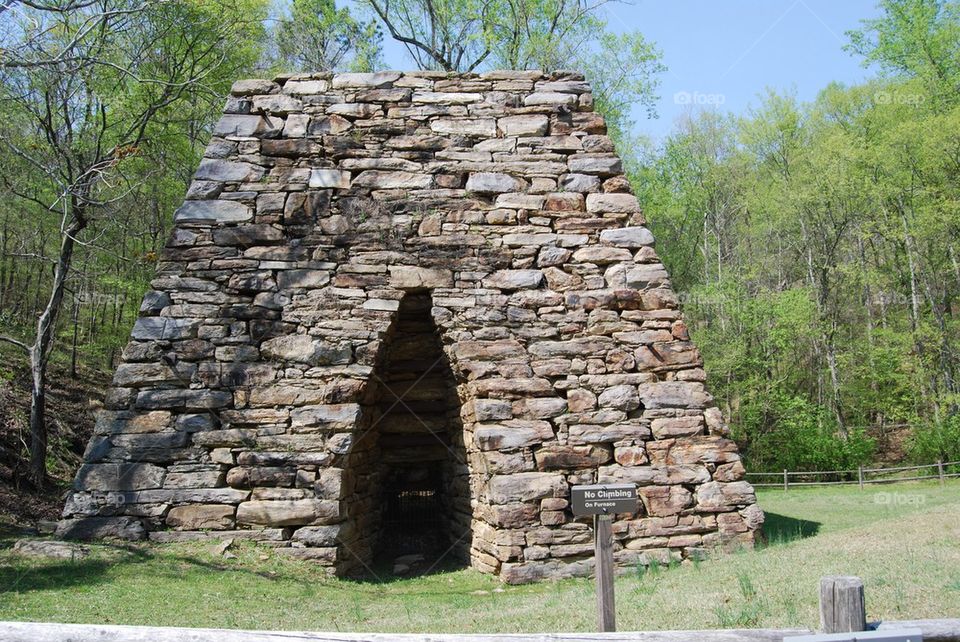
[[1, 481, 958, 632]]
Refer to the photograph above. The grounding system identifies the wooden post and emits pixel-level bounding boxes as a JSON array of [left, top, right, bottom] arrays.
[[594, 514, 615, 632], [858, 466, 864, 490], [819, 575, 866, 633], [783, 469, 789, 491], [938, 460, 945, 486]]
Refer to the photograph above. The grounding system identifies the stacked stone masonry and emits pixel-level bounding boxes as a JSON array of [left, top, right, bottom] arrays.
[[59, 70, 764, 583]]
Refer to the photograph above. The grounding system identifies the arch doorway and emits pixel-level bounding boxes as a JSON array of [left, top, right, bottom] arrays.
[[341, 292, 471, 576]]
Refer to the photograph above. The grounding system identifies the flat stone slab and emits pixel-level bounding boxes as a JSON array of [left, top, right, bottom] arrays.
[[174, 200, 252, 224], [12, 539, 89, 560]]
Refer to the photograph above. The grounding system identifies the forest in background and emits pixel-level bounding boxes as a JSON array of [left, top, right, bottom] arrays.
[[0, 0, 956, 489], [639, 2, 960, 472]]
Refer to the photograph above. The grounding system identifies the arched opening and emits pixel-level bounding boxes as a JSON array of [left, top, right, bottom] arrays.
[[341, 292, 471, 576]]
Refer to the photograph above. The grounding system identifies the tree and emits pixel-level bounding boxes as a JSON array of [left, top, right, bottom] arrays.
[[362, 0, 494, 71], [0, 0, 266, 486], [846, 0, 960, 105], [274, 0, 382, 72], [362, 0, 663, 142]]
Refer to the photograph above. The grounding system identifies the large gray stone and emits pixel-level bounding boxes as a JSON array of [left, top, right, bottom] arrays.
[[195, 159, 265, 183], [307, 115, 352, 135], [567, 155, 623, 175], [74, 463, 166, 491], [499, 115, 549, 136], [352, 171, 433, 189], [290, 404, 361, 430], [260, 334, 352, 366], [524, 92, 578, 107], [332, 72, 401, 88], [388, 266, 453, 289], [637, 381, 713, 409], [291, 524, 343, 546], [309, 169, 351, 189], [135, 389, 232, 410], [413, 91, 481, 104], [276, 269, 330, 289], [696, 481, 757, 512], [251, 93, 302, 115], [488, 473, 565, 504], [600, 226, 655, 248], [475, 420, 553, 451], [56, 516, 146, 541], [586, 193, 641, 213], [230, 79, 279, 95], [282, 79, 330, 94], [13, 539, 89, 560], [559, 173, 601, 192], [130, 317, 201, 341], [597, 385, 641, 411], [483, 269, 544, 290], [430, 118, 497, 137], [213, 114, 283, 137], [466, 172, 526, 194], [174, 200, 252, 224]]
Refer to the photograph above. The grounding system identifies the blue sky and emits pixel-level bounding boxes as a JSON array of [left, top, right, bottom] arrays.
[[372, 0, 883, 141]]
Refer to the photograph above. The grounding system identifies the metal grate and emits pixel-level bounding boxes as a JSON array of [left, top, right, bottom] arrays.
[[379, 488, 444, 557]]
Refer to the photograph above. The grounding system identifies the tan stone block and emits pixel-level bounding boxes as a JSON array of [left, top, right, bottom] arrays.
[[639, 485, 693, 517], [534, 444, 611, 470], [567, 389, 597, 413], [166, 505, 235, 530], [236, 499, 339, 526], [488, 473, 565, 504]]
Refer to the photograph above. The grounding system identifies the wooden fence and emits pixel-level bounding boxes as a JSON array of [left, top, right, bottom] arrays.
[[745, 459, 960, 489]]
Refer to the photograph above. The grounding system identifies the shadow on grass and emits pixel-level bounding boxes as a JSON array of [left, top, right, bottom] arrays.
[[0, 541, 295, 595], [351, 555, 469, 585], [0, 543, 151, 594], [0, 537, 482, 598], [761, 511, 821, 545]]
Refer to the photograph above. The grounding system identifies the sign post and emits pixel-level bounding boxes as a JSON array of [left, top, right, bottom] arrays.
[[571, 483, 638, 633]]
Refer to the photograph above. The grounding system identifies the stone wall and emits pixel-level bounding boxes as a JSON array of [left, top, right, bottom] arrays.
[[58, 70, 764, 583]]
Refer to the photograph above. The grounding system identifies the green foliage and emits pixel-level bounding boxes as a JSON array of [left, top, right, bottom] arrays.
[[576, 29, 665, 142], [714, 571, 768, 628], [638, 0, 960, 471], [361, 0, 494, 71], [274, 0, 382, 72], [361, 0, 665, 149], [735, 392, 875, 472], [0, 0, 269, 384], [846, 0, 960, 106], [908, 414, 960, 470]]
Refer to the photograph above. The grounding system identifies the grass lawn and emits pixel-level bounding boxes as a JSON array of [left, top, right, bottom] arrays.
[[1, 481, 958, 633]]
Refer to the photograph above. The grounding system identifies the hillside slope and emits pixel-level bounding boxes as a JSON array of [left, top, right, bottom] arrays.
[[0, 350, 104, 526]]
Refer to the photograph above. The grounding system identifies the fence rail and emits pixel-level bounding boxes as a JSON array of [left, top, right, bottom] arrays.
[[745, 459, 960, 489]]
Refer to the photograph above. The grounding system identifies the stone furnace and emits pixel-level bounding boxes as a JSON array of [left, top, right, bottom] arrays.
[[59, 70, 763, 583]]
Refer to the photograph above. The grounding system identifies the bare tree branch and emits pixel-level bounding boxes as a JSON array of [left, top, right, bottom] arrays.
[[0, 333, 29, 351]]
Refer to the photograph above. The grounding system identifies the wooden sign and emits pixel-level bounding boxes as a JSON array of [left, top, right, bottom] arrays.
[[570, 483, 637, 632], [570, 483, 637, 516]]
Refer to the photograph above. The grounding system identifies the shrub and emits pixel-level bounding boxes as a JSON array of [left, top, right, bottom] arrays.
[[908, 414, 960, 473], [735, 392, 875, 473]]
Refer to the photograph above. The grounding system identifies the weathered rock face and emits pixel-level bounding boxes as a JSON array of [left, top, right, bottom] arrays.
[[60, 70, 762, 582]]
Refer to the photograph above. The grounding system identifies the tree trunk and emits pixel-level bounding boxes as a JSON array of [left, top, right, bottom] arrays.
[[0, 216, 8, 310], [26, 211, 85, 487], [70, 282, 81, 377], [27, 346, 47, 486]]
